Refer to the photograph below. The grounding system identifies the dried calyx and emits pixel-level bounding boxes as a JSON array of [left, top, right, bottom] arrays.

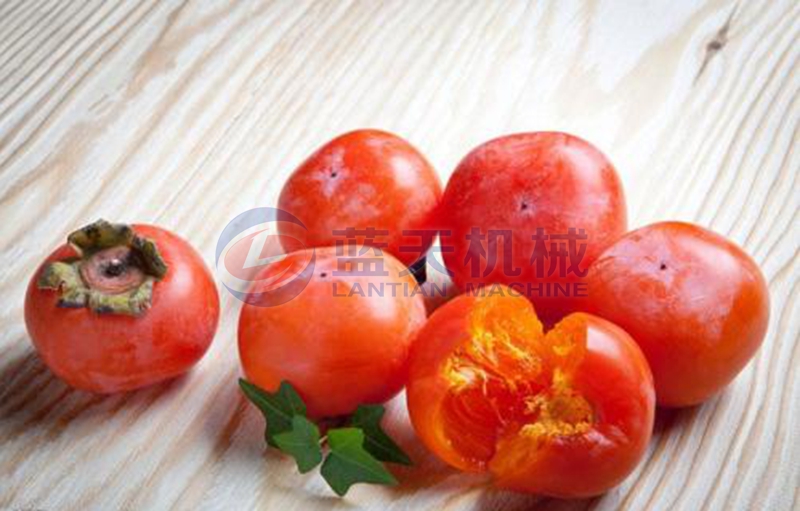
[[38, 219, 168, 316]]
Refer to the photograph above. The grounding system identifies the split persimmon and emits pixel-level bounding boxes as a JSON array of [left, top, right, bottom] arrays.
[[406, 288, 654, 497]]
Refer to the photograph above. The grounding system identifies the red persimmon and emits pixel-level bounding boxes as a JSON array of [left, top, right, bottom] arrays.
[[25, 220, 220, 393], [584, 221, 770, 407], [278, 129, 442, 268], [238, 246, 427, 418], [406, 288, 655, 497], [439, 132, 626, 321]]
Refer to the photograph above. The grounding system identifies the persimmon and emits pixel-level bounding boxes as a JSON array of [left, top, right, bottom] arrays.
[[278, 129, 442, 268], [584, 221, 770, 406], [406, 288, 654, 497], [238, 246, 427, 418], [25, 220, 220, 393], [439, 132, 626, 320]]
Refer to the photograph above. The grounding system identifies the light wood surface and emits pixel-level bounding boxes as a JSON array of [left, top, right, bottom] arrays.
[[1, 1, 798, 510]]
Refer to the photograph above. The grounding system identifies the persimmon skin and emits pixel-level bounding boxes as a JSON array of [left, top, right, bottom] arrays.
[[584, 221, 770, 407], [406, 295, 479, 471], [491, 315, 655, 497], [238, 247, 427, 418], [439, 132, 627, 320], [406, 291, 655, 497], [24, 225, 220, 393], [278, 129, 442, 267]]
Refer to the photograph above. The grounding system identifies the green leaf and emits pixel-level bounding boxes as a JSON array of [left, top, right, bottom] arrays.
[[273, 415, 323, 473], [350, 405, 412, 466], [320, 428, 398, 496], [238, 380, 406, 497], [239, 379, 307, 446]]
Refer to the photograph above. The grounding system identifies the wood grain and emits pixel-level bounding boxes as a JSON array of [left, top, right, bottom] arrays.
[[0, 1, 797, 509]]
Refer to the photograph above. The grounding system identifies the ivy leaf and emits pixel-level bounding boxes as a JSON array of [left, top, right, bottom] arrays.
[[350, 405, 412, 465], [273, 415, 323, 473], [239, 380, 409, 496], [320, 428, 398, 496], [239, 379, 306, 447]]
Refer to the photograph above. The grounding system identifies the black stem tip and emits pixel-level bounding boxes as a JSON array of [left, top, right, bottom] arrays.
[[408, 257, 427, 285]]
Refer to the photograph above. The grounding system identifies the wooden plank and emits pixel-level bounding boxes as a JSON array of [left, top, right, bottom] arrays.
[[0, 1, 797, 509]]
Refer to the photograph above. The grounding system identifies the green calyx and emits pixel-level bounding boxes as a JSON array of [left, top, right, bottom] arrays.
[[37, 219, 168, 316]]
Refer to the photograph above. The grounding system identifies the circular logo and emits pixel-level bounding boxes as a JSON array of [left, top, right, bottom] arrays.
[[216, 207, 315, 307]]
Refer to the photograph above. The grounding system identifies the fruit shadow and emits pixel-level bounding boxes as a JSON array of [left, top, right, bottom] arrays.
[[653, 401, 706, 435], [207, 385, 474, 505], [0, 346, 191, 444], [198, 378, 361, 508], [386, 399, 705, 509]]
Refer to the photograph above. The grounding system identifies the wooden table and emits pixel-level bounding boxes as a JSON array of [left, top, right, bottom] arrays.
[[1, 1, 797, 509]]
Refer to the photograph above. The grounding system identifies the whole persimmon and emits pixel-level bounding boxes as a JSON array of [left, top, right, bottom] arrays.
[[278, 129, 442, 268], [584, 221, 770, 406], [439, 132, 627, 321], [238, 246, 427, 418], [25, 220, 220, 393]]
